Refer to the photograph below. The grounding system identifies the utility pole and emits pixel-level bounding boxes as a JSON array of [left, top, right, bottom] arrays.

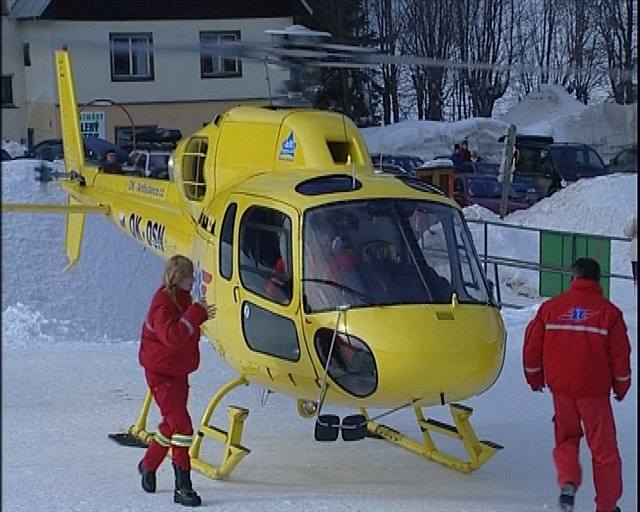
[[498, 124, 517, 219]]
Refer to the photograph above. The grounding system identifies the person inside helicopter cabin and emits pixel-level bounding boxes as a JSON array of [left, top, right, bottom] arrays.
[[303, 223, 359, 310], [137, 255, 216, 507], [103, 149, 122, 174], [460, 139, 472, 162]]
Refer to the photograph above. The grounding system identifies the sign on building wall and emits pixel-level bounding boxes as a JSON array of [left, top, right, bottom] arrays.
[[80, 111, 105, 139]]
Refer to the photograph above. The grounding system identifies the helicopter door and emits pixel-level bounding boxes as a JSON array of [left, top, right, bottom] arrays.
[[216, 195, 318, 393]]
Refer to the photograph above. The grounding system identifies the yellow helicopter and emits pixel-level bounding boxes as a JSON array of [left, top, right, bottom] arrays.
[[3, 39, 506, 480]]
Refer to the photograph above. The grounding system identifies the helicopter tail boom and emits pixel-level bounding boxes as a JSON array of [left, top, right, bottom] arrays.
[[55, 49, 86, 174]]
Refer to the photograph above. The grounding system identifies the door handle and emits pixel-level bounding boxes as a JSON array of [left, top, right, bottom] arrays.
[[233, 286, 239, 303]]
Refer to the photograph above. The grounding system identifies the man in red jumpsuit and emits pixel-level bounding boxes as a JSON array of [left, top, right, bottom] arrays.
[[523, 258, 631, 512]]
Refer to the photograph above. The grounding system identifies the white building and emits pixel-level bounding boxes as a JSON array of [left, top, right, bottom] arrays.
[[1, 0, 294, 145]]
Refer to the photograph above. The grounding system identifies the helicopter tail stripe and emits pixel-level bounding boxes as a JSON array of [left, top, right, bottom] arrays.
[[55, 50, 85, 173]]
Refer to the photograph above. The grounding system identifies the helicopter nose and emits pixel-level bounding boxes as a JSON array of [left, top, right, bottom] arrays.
[[310, 305, 505, 407]]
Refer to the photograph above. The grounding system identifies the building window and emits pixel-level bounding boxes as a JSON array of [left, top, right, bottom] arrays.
[[110, 33, 154, 81], [200, 31, 242, 78], [23, 43, 31, 66], [1, 75, 13, 107]]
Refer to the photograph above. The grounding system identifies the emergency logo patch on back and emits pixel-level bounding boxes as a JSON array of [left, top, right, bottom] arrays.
[[279, 131, 296, 161], [559, 306, 599, 322]]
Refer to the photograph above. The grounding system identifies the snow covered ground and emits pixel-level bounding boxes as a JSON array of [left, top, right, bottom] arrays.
[[2, 158, 636, 511]]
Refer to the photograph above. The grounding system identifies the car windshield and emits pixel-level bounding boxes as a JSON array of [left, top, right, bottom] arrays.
[[550, 146, 606, 178], [149, 154, 169, 171], [303, 199, 491, 312], [474, 162, 499, 174], [467, 178, 501, 198]]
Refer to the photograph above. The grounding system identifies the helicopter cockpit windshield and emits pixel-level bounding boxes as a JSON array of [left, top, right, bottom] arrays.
[[303, 199, 491, 313]]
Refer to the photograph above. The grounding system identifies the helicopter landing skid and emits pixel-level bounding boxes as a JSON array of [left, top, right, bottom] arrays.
[[108, 388, 155, 447], [110, 377, 251, 479], [360, 403, 503, 474], [189, 376, 251, 480]]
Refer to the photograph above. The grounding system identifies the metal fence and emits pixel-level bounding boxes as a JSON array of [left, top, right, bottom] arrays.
[[466, 218, 634, 309]]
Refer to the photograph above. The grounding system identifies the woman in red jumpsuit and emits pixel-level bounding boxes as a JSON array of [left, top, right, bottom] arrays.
[[137, 255, 215, 507]]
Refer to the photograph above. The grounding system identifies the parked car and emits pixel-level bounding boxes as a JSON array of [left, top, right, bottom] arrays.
[[508, 135, 609, 197], [370, 153, 424, 175], [606, 146, 637, 173], [453, 173, 531, 214], [25, 138, 131, 166], [1, 149, 12, 161], [457, 160, 539, 204], [124, 149, 172, 179]]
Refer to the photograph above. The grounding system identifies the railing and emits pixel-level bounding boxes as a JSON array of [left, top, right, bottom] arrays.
[[466, 218, 634, 309]]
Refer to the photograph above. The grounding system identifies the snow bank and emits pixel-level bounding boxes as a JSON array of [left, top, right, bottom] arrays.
[[2, 139, 27, 158], [500, 85, 637, 161], [361, 117, 509, 163]]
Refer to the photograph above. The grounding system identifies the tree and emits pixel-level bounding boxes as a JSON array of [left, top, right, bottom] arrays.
[[295, 0, 376, 123], [596, 0, 637, 104], [452, 0, 514, 118], [401, 0, 455, 120], [370, 0, 401, 124], [560, 0, 604, 104]]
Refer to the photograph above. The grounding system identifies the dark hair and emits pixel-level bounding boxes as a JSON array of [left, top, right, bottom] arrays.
[[462, 139, 468, 145], [106, 150, 117, 156], [571, 258, 601, 281], [454, 144, 461, 150]]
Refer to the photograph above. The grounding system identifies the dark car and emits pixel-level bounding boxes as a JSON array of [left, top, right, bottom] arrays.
[[509, 135, 609, 197], [453, 174, 531, 214], [457, 160, 539, 204], [606, 146, 637, 173], [1, 149, 12, 161], [26, 138, 131, 165]]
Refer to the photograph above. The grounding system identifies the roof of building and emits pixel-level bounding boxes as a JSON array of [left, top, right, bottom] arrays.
[[9, 0, 295, 21], [8, 0, 51, 19]]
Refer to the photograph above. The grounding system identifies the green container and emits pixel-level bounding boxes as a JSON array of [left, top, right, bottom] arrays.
[[539, 231, 610, 298]]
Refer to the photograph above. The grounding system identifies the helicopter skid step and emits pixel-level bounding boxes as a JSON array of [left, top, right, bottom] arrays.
[[360, 403, 502, 474], [111, 377, 251, 480]]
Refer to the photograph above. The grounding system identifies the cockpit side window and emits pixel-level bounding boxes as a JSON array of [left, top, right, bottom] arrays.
[[219, 203, 237, 280], [239, 206, 292, 305]]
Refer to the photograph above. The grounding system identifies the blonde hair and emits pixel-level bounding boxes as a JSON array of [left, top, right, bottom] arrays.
[[163, 255, 194, 299]]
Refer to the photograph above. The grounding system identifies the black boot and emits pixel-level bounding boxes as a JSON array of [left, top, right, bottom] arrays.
[[138, 460, 156, 493], [559, 483, 576, 512], [173, 463, 202, 507]]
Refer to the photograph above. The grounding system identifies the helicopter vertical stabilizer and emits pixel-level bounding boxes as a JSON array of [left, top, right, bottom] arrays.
[[55, 49, 85, 173]]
